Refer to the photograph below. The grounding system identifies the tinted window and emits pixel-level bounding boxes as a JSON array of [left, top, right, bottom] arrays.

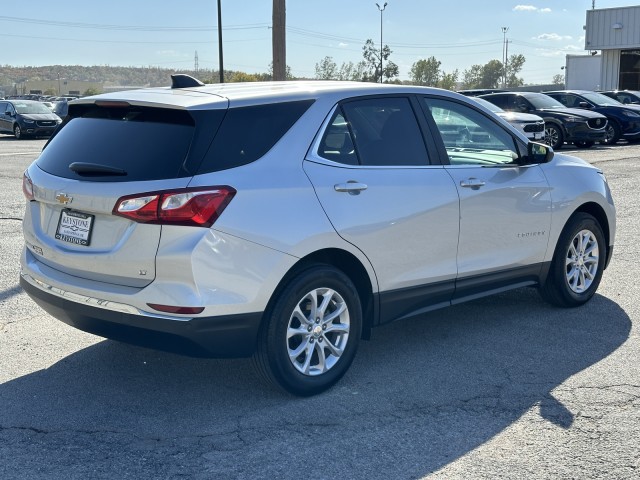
[[318, 111, 358, 165], [37, 106, 198, 182], [340, 97, 429, 166], [424, 97, 519, 166], [197, 100, 314, 173]]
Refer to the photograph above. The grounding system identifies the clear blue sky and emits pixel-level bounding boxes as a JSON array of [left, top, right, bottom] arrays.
[[1, 1, 636, 84]]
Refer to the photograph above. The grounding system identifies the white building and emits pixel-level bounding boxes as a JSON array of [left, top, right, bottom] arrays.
[[583, 5, 640, 90]]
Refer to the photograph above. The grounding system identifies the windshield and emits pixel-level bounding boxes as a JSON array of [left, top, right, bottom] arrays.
[[14, 102, 54, 114], [526, 94, 566, 110], [582, 92, 624, 106], [470, 97, 503, 113]]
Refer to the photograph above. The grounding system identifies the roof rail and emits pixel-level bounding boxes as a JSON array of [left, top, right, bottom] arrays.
[[170, 74, 205, 89]]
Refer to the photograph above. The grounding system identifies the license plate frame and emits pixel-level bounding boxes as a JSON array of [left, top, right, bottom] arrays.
[[55, 209, 95, 246]]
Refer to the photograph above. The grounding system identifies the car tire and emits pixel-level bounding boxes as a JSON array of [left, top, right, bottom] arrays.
[[601, 121, 621, 145], [13, 125, 22, 139], [539, 213, 606, 308], [253, 265, 362, 396], [544, 124, 563, 150], [573, 141, 594, 148]]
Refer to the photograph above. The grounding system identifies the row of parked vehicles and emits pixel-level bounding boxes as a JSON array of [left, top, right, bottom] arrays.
[[461, 89, 640, 150]]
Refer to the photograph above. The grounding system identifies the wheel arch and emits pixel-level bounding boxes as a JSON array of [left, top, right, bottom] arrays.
[[572, 201, 611, 253], [262, 248, 376, 341]]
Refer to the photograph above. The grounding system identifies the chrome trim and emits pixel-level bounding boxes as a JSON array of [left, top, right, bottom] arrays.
[[21, 272, 141, 315]]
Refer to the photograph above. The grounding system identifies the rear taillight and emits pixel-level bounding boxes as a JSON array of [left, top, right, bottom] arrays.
[[113, 186, 236, 227], [22, 172, 34, 201]]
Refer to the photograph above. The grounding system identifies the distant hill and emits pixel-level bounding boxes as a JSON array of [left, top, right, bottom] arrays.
[[0, 65, 223, 88]]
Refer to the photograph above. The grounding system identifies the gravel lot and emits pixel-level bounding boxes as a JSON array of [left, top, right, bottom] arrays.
[[0, 137, 638, 479]]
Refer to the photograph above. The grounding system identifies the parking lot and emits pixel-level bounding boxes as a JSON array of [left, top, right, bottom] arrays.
[[0, 136, 638, 479]]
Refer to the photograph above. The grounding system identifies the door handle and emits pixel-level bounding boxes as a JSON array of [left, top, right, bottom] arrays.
[[459, 178, 486, 190], [334, 181, 368, 195]]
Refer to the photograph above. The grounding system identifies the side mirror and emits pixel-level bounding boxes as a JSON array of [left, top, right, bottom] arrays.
[[525, 142, 554, 164], [578, 102, 592, 109]]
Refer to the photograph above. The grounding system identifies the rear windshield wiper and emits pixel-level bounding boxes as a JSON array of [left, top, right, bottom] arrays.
[[69, 162, 127, 176]]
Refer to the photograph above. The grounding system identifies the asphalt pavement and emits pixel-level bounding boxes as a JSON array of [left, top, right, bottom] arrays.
[[0, 137, 638, 479]]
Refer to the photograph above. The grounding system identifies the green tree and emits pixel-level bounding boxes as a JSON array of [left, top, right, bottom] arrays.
[[409, 57, 441, 86], [315, 56, 338, 80], [481, 59, 504, 88], [505, 54, 526, 87], [462, 64, 483, 89], [362, 39, 399, 83], [83, 87, 101, 96], [438, 69, 459, 90]]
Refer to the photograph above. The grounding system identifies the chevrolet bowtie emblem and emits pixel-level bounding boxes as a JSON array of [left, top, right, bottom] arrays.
[[55, 193, 73, 205]]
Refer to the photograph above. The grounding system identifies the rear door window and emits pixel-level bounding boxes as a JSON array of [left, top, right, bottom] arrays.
[[196, 100, 314, 173]]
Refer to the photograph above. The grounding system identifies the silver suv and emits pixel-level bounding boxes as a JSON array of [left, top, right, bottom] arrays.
[[21, 77, 616, 396]]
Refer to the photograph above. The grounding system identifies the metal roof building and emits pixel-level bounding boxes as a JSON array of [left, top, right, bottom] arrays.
[[585, 5, 640, 90]]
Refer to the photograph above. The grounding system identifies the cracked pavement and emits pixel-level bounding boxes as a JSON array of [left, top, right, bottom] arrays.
[[0, 138, 639, 479]]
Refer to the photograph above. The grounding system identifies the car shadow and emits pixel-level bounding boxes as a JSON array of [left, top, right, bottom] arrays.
[[0, 288, 630, 478]]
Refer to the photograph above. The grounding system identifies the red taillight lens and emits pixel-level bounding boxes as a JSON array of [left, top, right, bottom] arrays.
[[113, 186, 236, 227], [22, 172, 34, 201]]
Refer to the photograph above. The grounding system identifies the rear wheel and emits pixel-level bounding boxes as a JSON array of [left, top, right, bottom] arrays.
[[539, 213, 606, 307], [545, 124, 563, 149], [13, 125, 22, 139], [253, 265, 362, 396]]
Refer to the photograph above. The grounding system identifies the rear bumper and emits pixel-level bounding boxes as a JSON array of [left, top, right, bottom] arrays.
[[20, 274, 263, 358]]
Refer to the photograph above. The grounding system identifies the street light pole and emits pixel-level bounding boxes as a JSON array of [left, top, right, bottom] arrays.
[[501, 26, 509, 88], [376, 2, 387, 84]]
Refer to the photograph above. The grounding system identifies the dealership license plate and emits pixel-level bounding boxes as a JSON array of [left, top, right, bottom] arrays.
[[55, 209, 95, 246]]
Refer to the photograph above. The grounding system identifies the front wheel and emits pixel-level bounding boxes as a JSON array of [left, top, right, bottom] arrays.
[[601, 121, 620, 145], [253, 265, 362, 396], [545, 124, 564, 150], [539, 213, 606, 307], [13, 124, 22, 139]]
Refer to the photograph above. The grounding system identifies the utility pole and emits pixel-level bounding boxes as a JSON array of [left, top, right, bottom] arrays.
[[194, 51, 199, 74], [272, 0, 286, 81], [376, 3, 387, 84], [217, 0, 224, 83]]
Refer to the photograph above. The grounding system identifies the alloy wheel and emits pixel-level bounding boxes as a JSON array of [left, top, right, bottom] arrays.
[[286, 287, 350, 376], [565, 229, 599, 294]]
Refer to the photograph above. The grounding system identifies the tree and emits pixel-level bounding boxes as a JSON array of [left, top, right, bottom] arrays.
[[83, 87, 101, 96], [552, 73, 565, 86], [438, 70, 459, 90], [462, 64, 484, 89], [505, 54, 526, 87], [410, 57, 441, 86], [315, 56, 338, 80], [481, 59, 504, 88], [362, 39, 399, 83]]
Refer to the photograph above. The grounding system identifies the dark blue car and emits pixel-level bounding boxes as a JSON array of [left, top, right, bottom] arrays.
[[545, 90, 640, 145]]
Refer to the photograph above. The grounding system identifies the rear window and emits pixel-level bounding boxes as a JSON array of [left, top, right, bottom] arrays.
[[196, 100, 314, 173], [36, 105, 205, 182]]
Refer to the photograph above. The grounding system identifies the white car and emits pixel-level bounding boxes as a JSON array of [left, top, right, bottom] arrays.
[[21, 77, 615, 395], [471, 96, 545, 141]]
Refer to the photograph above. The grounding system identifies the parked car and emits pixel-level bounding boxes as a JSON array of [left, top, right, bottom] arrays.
[[545, 90, 640, 144], [0, 99, 62, 139], [470, 96, 545, 141], [600, 90, 640, 106], [480, 92, 608, 149], [20, 77, 616, 396], [52, 100, 69, 118]]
